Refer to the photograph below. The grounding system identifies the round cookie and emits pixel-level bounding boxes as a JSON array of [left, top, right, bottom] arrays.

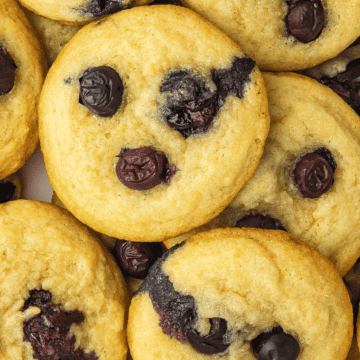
[[39, 5, 270, 242], [0, 199, 129, 359], [0, 0, 47, 181], [128, 228, 353, 360], [20, 4, 83, 65], [165, 72, 360, 277], [301, 38, 360, 115], [179, 0, 360, 71], [17, 0, 153, 24]]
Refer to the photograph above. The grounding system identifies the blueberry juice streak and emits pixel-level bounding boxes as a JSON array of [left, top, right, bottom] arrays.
[[160, 57, 255, 138], [21, 289, 98, 360], [136, 243, 231, 355]]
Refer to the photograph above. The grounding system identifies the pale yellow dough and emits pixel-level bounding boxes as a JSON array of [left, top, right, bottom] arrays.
[[39, 6, 270, 242]]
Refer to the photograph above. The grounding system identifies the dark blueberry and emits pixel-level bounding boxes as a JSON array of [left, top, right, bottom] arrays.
[[0, 181, 16, 203], [0, 46, 17, 96], [22, 289, 98, 360], [79, 66, 123, 117], [252, 326, 300, 360], [150, 0, 183, 5], [116, 147, 176, 190], [319, 58, 360, 115], [235, 213, 286, 231], [285, 0, 324, 43], [160, 71, 218, 138], [181, 309, 230, 355], [84, 0, 127, 18], [290, 147, 336, 198], [136, 242, 196, 343], [112, 240, 164, 278], [160, 57, 255, 139]]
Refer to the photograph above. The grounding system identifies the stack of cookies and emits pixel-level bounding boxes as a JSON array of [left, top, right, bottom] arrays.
[[1, 0, 360, 359]]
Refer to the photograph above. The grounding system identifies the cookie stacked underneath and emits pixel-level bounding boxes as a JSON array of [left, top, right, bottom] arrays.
[[0, 200, 129, 359]]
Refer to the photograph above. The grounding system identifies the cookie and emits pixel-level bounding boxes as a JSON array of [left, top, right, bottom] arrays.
[[17, 0, 152, 24], [179, 0, 360, 71], [0, 0, 47, 181], [39, 5, 270, 242], [0, 199, 129, 359], [128, 228, 352, 360], [301, 37, 360, 115], [165, 72, 360, 277], [20, 4, 83, 65]]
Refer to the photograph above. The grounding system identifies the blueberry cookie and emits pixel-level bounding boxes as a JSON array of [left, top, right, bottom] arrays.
[[0, 0, 46, 181], [20, 4, 83, 65], [128, 228, 352, 360], [39, 5, 270, 242], [301, 37, 360, 115], [165, 72, 360, 277], [179, 0, 360, 71], [17, 0, 152, 24], [0, 199, 129, 359]]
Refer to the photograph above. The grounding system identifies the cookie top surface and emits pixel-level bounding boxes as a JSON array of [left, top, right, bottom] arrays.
[[0, 199, 129, 360], [39, 5, 270, 242], [129, 228, 352, 360], [180, 0, 360, 71], [18, 0, 152, 24], [166, 72, 360, 277], [0, 0, 46, 180], [20, 5, 83, 65]]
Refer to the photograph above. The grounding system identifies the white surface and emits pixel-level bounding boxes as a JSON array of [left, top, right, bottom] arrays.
[[21, 145, 53, 203]]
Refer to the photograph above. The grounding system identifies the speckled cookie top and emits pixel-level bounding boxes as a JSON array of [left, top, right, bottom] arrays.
[[39, 5, 269, 242], [129, 228, 352, 360], [0, 0, 46, 180], [18, 0, 152, 24], [180, 0, 360, 71], [0, 200, 129, 360]]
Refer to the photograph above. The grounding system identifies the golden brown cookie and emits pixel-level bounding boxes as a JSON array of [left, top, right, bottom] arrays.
[[0, 199, 129, 359], [39, 5, 270, 242], [0, 0, 46, 181], [180, 0, 360, 71], [18, 0, 152, 24], [129, 228, 353, 360]]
